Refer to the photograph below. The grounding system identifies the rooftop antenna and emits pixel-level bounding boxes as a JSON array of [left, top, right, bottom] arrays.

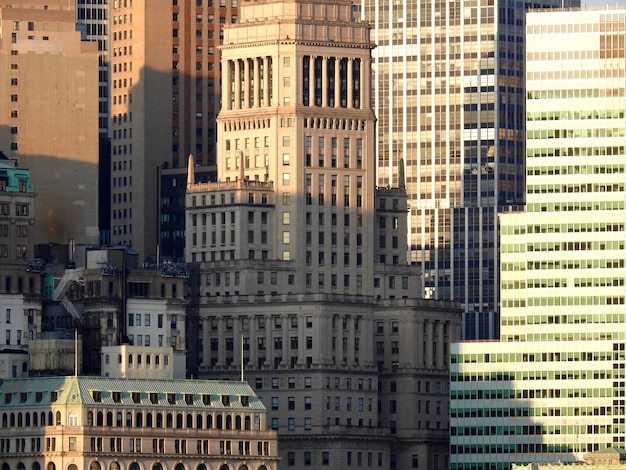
[[241, 334, 245, 382], [74, 329, 78, 376]]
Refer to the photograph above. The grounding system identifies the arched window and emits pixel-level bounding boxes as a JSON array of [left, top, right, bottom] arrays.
[[25, 412, 30, 427], [126, 412, 132, 427], [152, 464, 163, 470], [118, 354, 122, 364], [17, 412, 23, 427], [55, 411, 61, 425], [156, 413, 163, 428], [110, 463, 120, 470], [146, 354, 151, 366], [254, 416, 260, 430], [235, 415, 242, 430], [47, 411, 53, 426], [69, 412, 79, 426], [32, 462, 41, 470], [3, 463, 11, 470], [87, 411, 93, 426], [164, 355, 169, 366], [244, 416, 251, 430], [129, 464, 139, 470], [225, 415, 232, 430], [176, 413, 183, 428], [146, 412, 153, 427], [186, 413, 193, 428], [238, 466, 248, 470], [10, 413, 15, 427], [97, 411, 104, 426], [68, 464, 78, 470], [41, 412, 46, 426], [136, 412, 143, 427], [197, 465, 207, 470], [155, 355, 160, 366], [206, 414, 213, 429], [216, 415, 223, 429], [116, 412, 123, 427], [17, 462, 25, 470], [258, 466, 267, 470], [137, 354, 142, 365], [166, 413, 173, 428], [106, 412, 113, 427], [33, 412, 38, 427], [1, 413, 7, 427], [46, 463, 56, 470], [219, 465, 229, 470], [196, 414, 203, 429], [105, 354, 110, 365], [90, 462, 101, 470], [128, 354, 133, 365], [174, 465, 184, 470]]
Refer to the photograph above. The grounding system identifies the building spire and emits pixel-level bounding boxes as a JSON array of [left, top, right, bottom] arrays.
[[187, 154, 195, 189]]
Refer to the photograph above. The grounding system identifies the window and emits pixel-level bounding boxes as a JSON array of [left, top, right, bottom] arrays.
[[304, 451, 312, 466]]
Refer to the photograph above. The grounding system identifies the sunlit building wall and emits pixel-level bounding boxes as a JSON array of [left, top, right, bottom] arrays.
[[362, 0, 580, 339], [451, 8, 626, 469]]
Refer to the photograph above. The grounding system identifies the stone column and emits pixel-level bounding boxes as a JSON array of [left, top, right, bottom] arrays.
[[270, 56, 277, 106], [321, 56, 328, 107], [337, 315, 344, 365], [243, 58, 250, 108], [202, 317, 210, 367], [358, 58, 364, 109], [248, 315, 256, 367], [233, 316, 240, 367], [281, 314, 289, 366], [436, 321, 445, 370], [425, 319, 434, 369], [361, 316, 372, 366], [217, 317, 225, 366], [413, 318, 421, 368], [254, 57, 261, 107], [224, 60, 232, 110], [347, 315, 355, 365], [334, 57, 340, 108], [264, 315, 272, 367], [298, 314, 305, 366], [347, 58, 353, 109], [234, 59, 242, 110], [309, 56, 316, 107], [263, 57, 270, 107]]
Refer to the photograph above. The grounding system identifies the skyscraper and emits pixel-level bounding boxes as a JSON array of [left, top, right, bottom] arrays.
[[185, 0, 462, 467], [0, 0, 100, 246], [451, 8, 626, 468], [362, 0, 580, 339], [109, 0, 237, 260]]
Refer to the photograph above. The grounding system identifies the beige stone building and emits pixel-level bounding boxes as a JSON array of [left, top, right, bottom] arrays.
[[0, 1, 100, 246], [184, 0, 462, 468], [0, 376, 279, 470]]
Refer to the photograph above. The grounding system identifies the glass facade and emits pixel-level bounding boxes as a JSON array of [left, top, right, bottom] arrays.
[[363, 0, 579, 339], [451, 8, 626, 469]]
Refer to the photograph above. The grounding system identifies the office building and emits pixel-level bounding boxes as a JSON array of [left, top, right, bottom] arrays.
[[0, 376, 279, 470], [0, 1, 100, 247], [450, 8, 626, 469], [362, 0, 580, 339], [109, 0, 239, 260], [185, 0, 463, 468]]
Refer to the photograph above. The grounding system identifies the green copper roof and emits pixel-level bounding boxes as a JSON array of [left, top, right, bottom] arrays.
[[0, 376, 265, 411]]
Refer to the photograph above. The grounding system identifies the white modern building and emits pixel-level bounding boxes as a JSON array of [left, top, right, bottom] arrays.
[[451, 8, 626, 469]]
